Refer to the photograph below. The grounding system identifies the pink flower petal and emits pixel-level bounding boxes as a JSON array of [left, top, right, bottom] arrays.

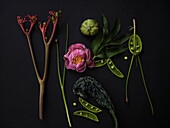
[[68, 43, 86, 51], [76, 60, 85, 69], [86, 58, 94, 68], [85, 48, 91, 61], [64, 52, 70, 59], [78, 49, 86, 58], [76, 63, 86, 72]]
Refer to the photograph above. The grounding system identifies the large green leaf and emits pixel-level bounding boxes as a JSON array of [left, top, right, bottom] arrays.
[[99, 34, 130, 51], [102, 14, 109, 35], [105, 18, 121, 43], [96, 46, 128, 59], [91, 29, 104, 55]]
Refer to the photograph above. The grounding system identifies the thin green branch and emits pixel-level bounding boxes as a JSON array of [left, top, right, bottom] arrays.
[[135, 56, 138, 68], [62, 24, 69, 86], [56, 30, 72, 127], [137, 55, 154, 115], [56, 43, 63, 87], [125, 54, 134, 103]]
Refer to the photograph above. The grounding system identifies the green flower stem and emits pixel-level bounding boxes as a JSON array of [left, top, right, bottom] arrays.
[[93, 56, 96, 60], [56, 29, 72, 127], [62, 24, 69, 86], [137, 55, 154, 115], [125, 54, 134, 103]]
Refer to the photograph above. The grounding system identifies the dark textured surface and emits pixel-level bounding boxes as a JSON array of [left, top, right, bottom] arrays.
[[73, 76, 118, 128], [73, 76, 115, 110], [0, 0, 170, 128]]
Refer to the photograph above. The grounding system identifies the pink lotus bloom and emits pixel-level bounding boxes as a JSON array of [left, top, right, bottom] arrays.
[[64, 43, 94, 72]]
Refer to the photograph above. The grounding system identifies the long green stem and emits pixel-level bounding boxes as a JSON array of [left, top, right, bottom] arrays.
[[137, 55, 154, 115], [125, 54, 134, 103], [109, 110, 118, 128], [56, 42, 72, 127], [62, 24, 69, 86]]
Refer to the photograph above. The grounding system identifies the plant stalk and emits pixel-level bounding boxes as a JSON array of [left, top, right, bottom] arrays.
[[137, 55, 154, 115], [42, 45, 49, 81], [62, 24, 69, 86], [125, 54, 134, 103], [26, 34, 41, 82], [39, 81, 45, 120], [56, 42, 72, 127], [26, 33, 51, 120]]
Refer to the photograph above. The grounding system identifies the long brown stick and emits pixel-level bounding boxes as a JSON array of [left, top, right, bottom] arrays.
[[39, 82, 45, 120]]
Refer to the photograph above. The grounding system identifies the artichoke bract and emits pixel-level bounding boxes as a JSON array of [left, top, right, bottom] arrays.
[[80, 19, 99, 36]]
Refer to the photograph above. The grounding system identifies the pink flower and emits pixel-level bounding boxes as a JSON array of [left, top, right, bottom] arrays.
[[39, 10, 61, 36], [17, 15, 37, 35], [64, 43, 94, 72]]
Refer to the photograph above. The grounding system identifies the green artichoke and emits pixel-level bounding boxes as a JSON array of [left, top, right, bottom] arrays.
[[80, 19, 99, 36]]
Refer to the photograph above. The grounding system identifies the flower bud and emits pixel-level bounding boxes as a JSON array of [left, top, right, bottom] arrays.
[[38, 22, 41, 26], [52, 16, 55, 22], [59, 10, 61, 14], [55, 12, 58, 17], [80, 19, 99, 36]]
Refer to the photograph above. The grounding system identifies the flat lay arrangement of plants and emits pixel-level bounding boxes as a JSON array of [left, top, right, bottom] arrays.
[[17, 9, 154, 128]]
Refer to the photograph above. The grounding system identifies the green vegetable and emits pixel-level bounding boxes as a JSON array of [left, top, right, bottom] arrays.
[[73, 102, 77, 106], [80, 19, 99, 36], [107, 59, 124, 78], [73, 76, 118, 128], [125, 19, 154, 115], [91, 14, 129, 78], [79, 97, 102, 113], [94, 59, 107, 67], [128, 35, 142, 55], [74, 110, 99, 122], [124, 56, 128, 60]]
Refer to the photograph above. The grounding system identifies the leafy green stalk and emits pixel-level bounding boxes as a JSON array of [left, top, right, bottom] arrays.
[[91, 14, 129, 78]]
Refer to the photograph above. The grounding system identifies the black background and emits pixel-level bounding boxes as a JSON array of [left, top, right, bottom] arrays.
[[0, 0, 170, 128]]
